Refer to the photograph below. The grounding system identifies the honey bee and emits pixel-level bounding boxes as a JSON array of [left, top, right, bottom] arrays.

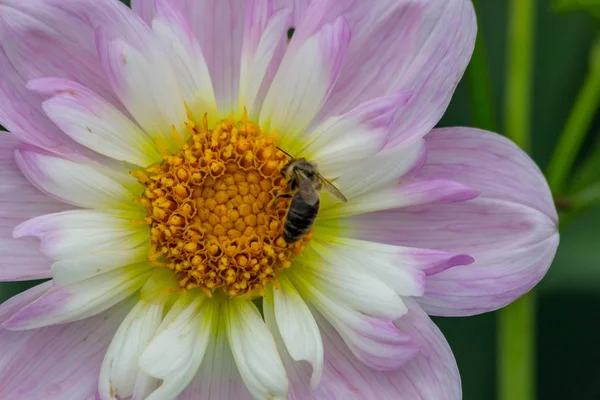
[[273, 147, 347, 243]]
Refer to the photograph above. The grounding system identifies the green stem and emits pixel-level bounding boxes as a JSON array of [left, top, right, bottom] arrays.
[[546, 35, 600, 195], [503, 0, 535, 152], [498, 296, 536, 400], [499, 1, 536, 400], [466, 0, 497, 132], [568, 180, 600, 210]]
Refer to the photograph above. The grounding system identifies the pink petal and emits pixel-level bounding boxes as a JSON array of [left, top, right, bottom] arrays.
[[286, 299, 460, 400], [421, 127, 558, 222], [343, 128, 559, 316], [0, 281, 52, 324], [0, 133, 69, 281], [0, 301, 131, 399]]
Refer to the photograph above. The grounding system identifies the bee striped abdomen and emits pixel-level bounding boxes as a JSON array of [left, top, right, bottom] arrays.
[[283, 194, 320, 243]]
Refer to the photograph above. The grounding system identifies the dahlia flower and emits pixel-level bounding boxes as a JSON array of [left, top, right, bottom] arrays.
[[0, 0, 558, 399]]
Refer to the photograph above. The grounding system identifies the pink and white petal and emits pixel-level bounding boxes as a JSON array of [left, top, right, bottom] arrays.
[[152, 0, 219, 119], [184, 0, 248, 114], [0, 2, 124, 158], [0, 133, 70, 281], [263, 298, 316, 400], [96, 31, 186, 152], [238, 0, 273, 116], [3, 265, 151, 330], [179, 316, 253, 400], [15, 149, 143, 211], [292, 0, 476, 144], [0, 300, 132, 400], [28, 78, 163, 166], [134, 0, 249, 114], [292, 299, 461, 400], [264, 278, 323, 389], [13, 210, 148, 261], [140, 294, 215, 400], [291, 92, 412, 177], [98, 299, 164, 400], [0, 40, 78, 158], [131, 372, 159, 400], [131, 0, 157, 24], [320, 137, 426, 203], [260, 17, 350, 146], [308, 235, 473, 297], [225, 299, 288, 400], [343, 128, 559, 316], [320, 177, 478, 220], [0, 281, 52, 324], [292, 271, 418, 372], [240, 8, 293, 118], [298, 243, 408, 320]]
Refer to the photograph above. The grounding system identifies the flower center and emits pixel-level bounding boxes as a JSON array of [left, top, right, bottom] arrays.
[[134, 115, 311, 297]]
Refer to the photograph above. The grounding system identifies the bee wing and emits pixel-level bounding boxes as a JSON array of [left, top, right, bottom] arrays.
[[318, 173, 347, 203], [295, 170, 320, 206]]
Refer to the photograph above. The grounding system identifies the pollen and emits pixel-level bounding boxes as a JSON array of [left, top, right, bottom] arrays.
[[134, 114, 311, 297]]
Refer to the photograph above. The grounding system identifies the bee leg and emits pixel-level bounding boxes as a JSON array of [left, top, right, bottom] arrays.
[[263, 193, 292, 210]]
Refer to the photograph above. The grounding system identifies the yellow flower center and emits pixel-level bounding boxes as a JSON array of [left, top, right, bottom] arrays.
[[134, 115, 311, 297]]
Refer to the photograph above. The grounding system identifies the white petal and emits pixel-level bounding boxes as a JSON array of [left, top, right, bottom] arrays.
[[225, 299, 288, 400], [2, 264, 151, 330], [264, 277, 323, 389], [298, 243, 407, 320], [140, 293, 216, 400], [99, 299, 165, 400], [28, 78, 163, 166], [324, 137, 426, 201], [13, 210, 148, 260], [97, 31, 186, 153], [178, 315, 253, 400], [51, 246, 149, 285], [15, 149, 142, 210], [260, 17, 350, 146], [152, 0, 218, 119]]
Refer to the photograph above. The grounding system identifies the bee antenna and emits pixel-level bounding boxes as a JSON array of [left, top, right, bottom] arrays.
[[276, 146, 294, 159]]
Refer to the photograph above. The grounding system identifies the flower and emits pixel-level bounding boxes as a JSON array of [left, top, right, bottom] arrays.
[[0, 0, 558, 399]]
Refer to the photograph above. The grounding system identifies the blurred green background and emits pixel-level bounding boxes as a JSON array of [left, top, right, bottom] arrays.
[[2, 0, 600, 399]]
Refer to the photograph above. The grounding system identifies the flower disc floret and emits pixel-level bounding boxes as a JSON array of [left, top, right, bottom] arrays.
[[134, 116, 311, 297]]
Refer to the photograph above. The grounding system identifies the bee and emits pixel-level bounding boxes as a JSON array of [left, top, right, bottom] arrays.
[[273, 147, 347, 243]]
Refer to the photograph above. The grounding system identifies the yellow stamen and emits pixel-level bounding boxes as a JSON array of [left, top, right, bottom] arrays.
[[134, 115, 311, 297]]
